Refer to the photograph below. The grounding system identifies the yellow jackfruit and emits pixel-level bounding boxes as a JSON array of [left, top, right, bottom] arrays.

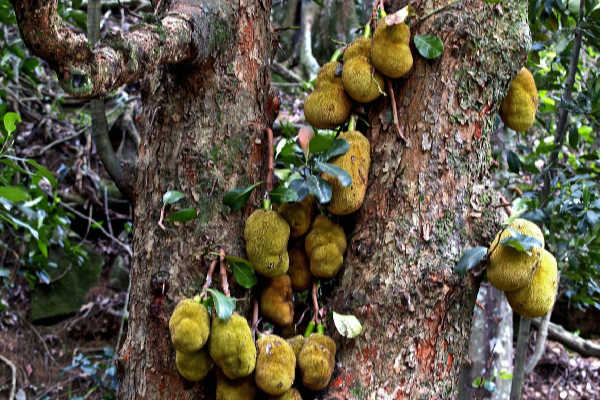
[[506, 249, 558, 318], [169, 299, 210, 353], [342, 37, 385, 103], [216, 370, 257, 400], [500, 67, 539, 131], [487, 218, 545, 292], [288, 246, 312, 291], [261, 275, 294, 327], [209, 313, 257, 379], [304, 62, 352, 129], [305, 216, 347, 278], [255, 334, 296, 396], [324, 130, 371, 215], [287, 335, 305, 359], [278, 195, 315, 238], [245, 209, 290, 278], [297, 333, 336, 391], [371, 22, 413, 78], [175, 349, 213, 382], [269, 388, 303, 400]]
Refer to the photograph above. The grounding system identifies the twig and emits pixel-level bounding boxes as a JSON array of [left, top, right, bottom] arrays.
[[251, 299, 259, 333], [157, 204, 167, 231], [525, 311, 551, 374], [419, 0, 463, 22], [0, 354, 16, 400], [104, 186, 114, 238], [312, 281, 319, 324], [510, 317, 531, 400], [386, 79, 406, 142], [201, 259, 218, 296], [21, 317, 56, 363], [498, 194, 513, 217], [219, 249, 230, 297], [531, 318, 600, 358], [37, 127, 87, 155], [266, 128, 274, 192], [271, 61, 303, 83]]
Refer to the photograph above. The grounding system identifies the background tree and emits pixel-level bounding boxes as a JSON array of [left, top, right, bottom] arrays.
[[9, 0, 534, 398]]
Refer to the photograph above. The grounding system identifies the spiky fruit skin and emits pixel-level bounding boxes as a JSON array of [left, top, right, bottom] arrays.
[[216, 370, 257, 400], [175, 349, 213, 382], [278, 196, 315, 238], [287, 335, 305, 359], [305, 216, 347, 278], [288, 246, 311, 291], [487, 218, 545, 292], [169, 299, 210, 353], [261, 275, 294, 326], [506, 249, 558, 318], [324, 130, 371, 215], [244, 209, 290, 277], [268, 388, 303, 400], [342, 37, 384, 103], [500, 67, 539, 131], [209, 313, 257, 379], [298, 333, 336, 391], [304, 62, 352, 129], [255, 334, 296, 396], [371, 22, 413, 78]]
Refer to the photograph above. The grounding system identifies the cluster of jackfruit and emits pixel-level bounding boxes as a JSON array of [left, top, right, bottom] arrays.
[[278, 195, 315, 238], [244, 209, 291, 278], [297, 333, 337, 390], [342, 37, 385, 103], [487, 218, 558, 318], [305, 216, 347, 278], [500, 67, 539, 132], [261, 275, 294, 327], [304, 62, 352, 129]]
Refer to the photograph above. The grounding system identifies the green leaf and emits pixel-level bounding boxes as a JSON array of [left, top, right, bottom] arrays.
[[162, 190, 185, 205], [455, 246, 488, 276], [306, 175, 332, 204], [414, 34, 444, 59], [323, 138, 350, 161], [569, 126, 580, 148], [506, 150, 521, 173], [222, 182, 262, 211], [169, 208, 197, 222], [498, 369, 513, 380], [315, 162, 352, 187], [500, 228, 543, 254], [309, 131, 336, 154], [0, 186, 30, 202], [289, 179, 309, 201], [226, 256, 258, 289], [3, 112, 21, 134], [332, 311, 363, 338], [206, 288, 236, 320], [472, 377, 483, 388], [269, 185, 300, 204]]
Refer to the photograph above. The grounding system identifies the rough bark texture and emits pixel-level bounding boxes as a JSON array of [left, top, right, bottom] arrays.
[[116, 0, 274, 397], [320, 1, 531, 398]]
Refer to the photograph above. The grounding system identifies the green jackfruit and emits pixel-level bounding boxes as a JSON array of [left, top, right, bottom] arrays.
[[278, 195, 315, 238], [255, 334, 296, 395], [169, 299, 210, 353], [506, 249, 558, 318], [500, 67, 539, 131], [298, 333, 336, 391], [288, 246, 311, 291], [287, 335, 305, 359], [487, 218, 545, 292], [305, 216, 347, 278], [269, 388, 303, 400], [304, 62, 352, 129], [216, 370, 257, 400], [342, 37, 384, 103], [245, 209, 290, 278], [175, 349, 213, 382], [209, 313, 257, 379], [324, 130, 371, 215], [261, 275, 294, 327], [371, 22, 413, 78]]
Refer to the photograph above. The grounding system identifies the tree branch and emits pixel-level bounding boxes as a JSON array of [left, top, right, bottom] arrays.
[[525, 311, 551, 374], [531, 318, 600, 358], [510, 317, 531, 400]]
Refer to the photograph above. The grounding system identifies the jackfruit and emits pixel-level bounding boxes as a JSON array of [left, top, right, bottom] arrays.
[[305, 216, 347, 278], [288, 246, 312, 291], [487, 218, 545, 292], [371, 22, 413, 78], [287, 335, 305, 359], [269, 388, 303, 400], [297, 333, 336, 391], [169, 299, 210, 353], [245, 209, 290, 278], [506, 249, 558, 318], [278, 195, 315, 238], [216, 370, 257, 400], [304, 62, 352, 129], [500, 67, 539, 131], [342, 37, 385, 103], [175, 349, 213, 382], [255, 334, 296, 395], [261, 275, 294, 326], [209, 313, 257, 379], [323, 130, 371, 215]]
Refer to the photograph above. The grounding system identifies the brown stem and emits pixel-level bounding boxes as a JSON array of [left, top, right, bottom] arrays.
[[157, 204, 167, 231], [201, 258, 218, 297], [312, 281, 319, 324], [498, 194, 513, 217], [266, 127, 274, 192], [419, 0, 463, 23], [387, 79, 406, 142], [219, 249, 230, 297], [251, 299, 259, 333]]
